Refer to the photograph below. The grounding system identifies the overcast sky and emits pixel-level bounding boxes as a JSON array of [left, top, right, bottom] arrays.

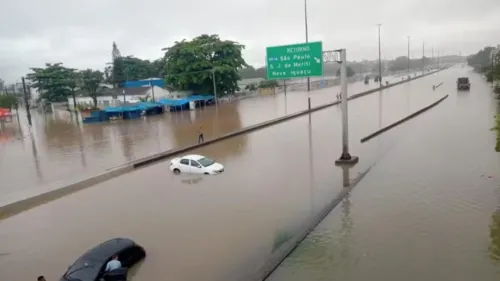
[[1, 0, 499, 83]]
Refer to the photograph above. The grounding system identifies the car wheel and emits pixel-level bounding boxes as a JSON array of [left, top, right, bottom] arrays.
[[173, 169, 181, 175]]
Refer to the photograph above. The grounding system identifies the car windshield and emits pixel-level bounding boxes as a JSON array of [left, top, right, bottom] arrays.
[[64, 263, 95, 281], [458, 78, 469, 83], [197, 157, 215, 167]]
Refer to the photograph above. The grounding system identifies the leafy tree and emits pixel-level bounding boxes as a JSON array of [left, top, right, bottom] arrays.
[[122, 56, 158, 81], [163, 34, 247, 96], [239, 66, 267, 79], [245, 83, 258, 91], [388, 56, 408, 72], [0, 94, 18, 109], [336, 65, 356, 77], [467, 47, 495, 70], [151, 58, 165, 78], [494, 114, 500, 152], [104, 65, 113, 84], [111, 42, 126, 88], [27, 63, 74, 102], [65, 68, 81, 110], [486, 51, 500, 83], [80, 69, 104, 108]]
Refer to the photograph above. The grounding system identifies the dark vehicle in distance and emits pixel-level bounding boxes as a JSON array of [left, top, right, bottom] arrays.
[[457, 77, 470, 90], [364, 75, 370, 84], [60, 238, 146, 281]]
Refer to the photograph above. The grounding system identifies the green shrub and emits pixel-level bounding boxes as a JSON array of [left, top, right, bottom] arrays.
[[494, 113, 500, 152], [259, 80, 278, 89], [0, 94, 18, 109]]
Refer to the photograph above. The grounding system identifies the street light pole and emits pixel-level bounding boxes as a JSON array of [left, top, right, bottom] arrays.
[[437, 50, 440, 69], [407, 36, 410, 75], [212, 68, 218, 106], [377, 24, 382, 87], [422, 41, 425, 73], [432, 48, 434, 70], [304, 0, 310, 92]]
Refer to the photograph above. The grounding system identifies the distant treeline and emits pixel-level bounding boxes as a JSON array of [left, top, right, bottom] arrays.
[[238, 56, 461, 79]]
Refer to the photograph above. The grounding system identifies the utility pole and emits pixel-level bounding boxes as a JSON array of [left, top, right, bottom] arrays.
[[432, 48, 434, 70], [21, 77, 32, 126], [149, 79, 155, 102], [377, 24, 382, 87], [437, 50, 440, 69], [212, 68, 218, 105], [422, 42, 425, 73], [70, 69, 78, 112], [304, 0, 310, 92], [407, 36, 410, 75]]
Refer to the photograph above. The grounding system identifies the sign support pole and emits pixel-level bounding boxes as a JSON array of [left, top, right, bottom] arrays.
[[335, 49, 358, 165]]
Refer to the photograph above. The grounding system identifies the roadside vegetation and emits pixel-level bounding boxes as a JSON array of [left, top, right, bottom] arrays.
[[494, 114, 500, 152], [468, 46, 500, 151], [0, 94, 18, 109]]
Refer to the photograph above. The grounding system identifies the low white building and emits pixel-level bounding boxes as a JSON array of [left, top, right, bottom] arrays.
[[67, 86, 174, 110]]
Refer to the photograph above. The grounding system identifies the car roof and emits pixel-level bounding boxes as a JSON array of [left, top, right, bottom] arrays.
[[80, 238, 135, 261], [182, 154, 205, 160], [63, 238, 137, 281]]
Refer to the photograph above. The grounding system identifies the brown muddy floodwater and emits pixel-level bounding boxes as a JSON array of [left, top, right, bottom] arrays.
[[0, 74, 406, 204], [0, 70, 447, 281], [267, 67, 500, 281]]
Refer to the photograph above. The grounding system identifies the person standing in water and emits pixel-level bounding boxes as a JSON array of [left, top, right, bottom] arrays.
[[198, 126, 204, 143], [105, 255, 122, 272]]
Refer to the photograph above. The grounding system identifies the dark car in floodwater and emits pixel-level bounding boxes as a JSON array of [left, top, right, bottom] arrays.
[[457, 77, 471, 90], [60, 238, 146, 281]]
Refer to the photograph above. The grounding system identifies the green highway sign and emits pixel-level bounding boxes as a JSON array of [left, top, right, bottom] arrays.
[[266, 41, 323, 80]]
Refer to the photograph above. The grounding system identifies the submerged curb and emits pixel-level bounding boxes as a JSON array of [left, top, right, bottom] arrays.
[[0, 69, 444, 220]]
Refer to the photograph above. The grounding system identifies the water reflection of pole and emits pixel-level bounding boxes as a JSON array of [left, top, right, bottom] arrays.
[[29, 133, 43, 181], [77, 124, 87, 168], [378, 90, 383, 129], [377, 24, 383, 87], [339, 164, 353, 259], [308, 110, 314, 215]]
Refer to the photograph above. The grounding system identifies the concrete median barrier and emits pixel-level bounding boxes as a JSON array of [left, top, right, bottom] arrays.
[[360, 95, 449, 143], [0, 164, 134, 220]]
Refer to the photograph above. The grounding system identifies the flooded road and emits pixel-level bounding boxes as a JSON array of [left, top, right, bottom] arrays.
[[0, 74, 409, 202], [267, 67, 500, 281], [0, 69, 447, 281]]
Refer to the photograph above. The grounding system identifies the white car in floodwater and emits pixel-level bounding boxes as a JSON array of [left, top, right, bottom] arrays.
[[170, 154, 224, 175]]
